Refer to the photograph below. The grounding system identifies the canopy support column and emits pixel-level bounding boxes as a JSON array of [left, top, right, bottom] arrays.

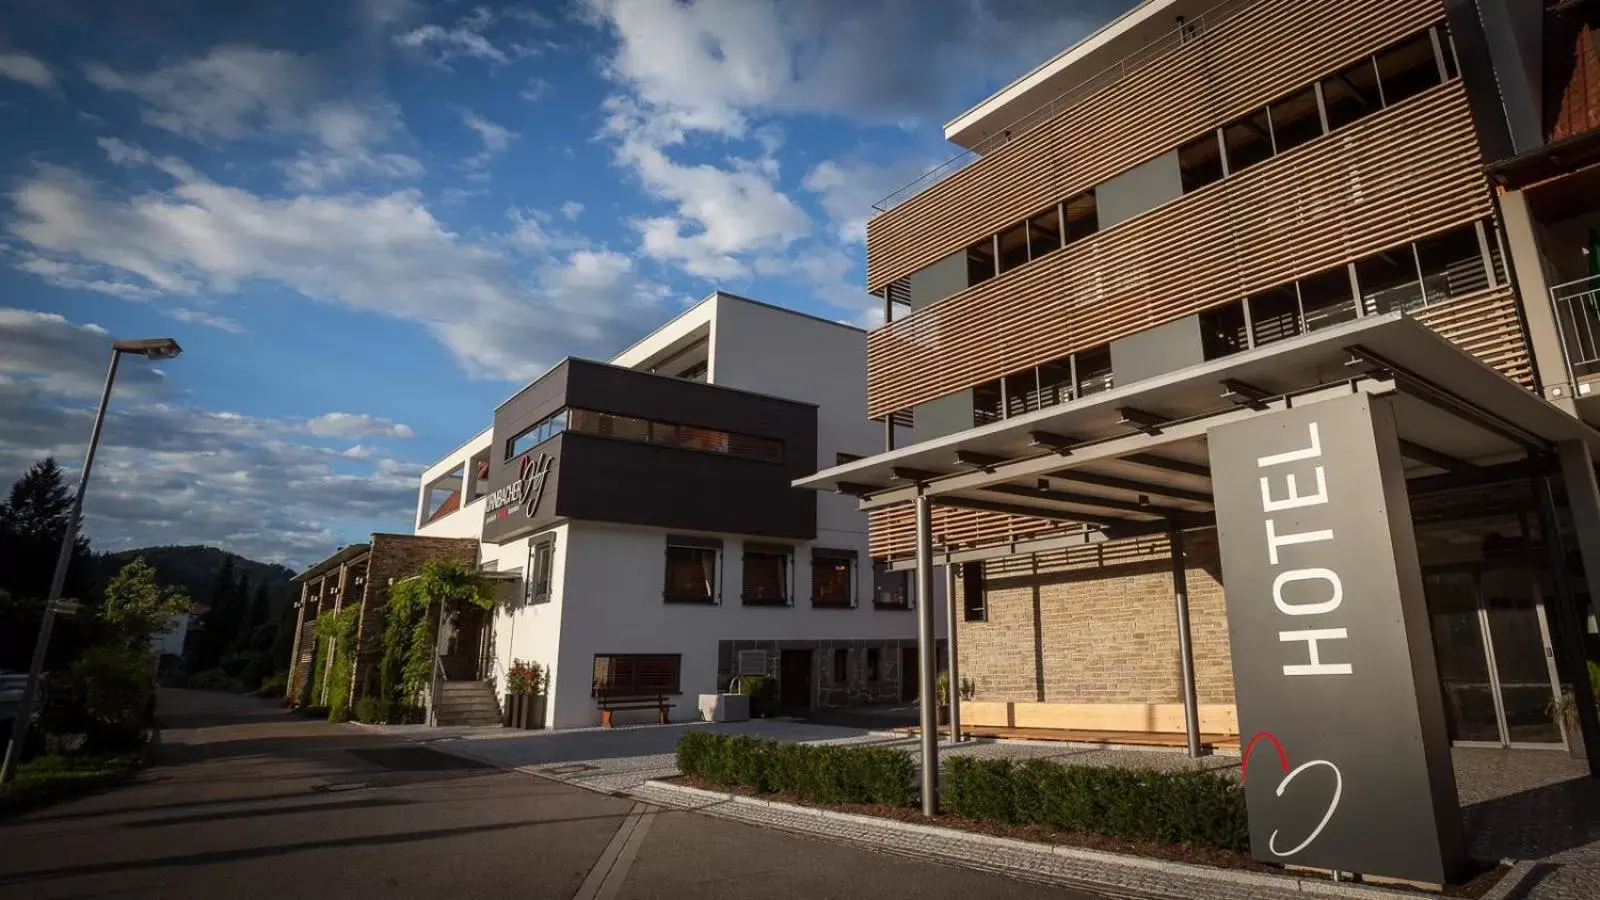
[[1171, 524, 1202, 758], [915, 495, 939, 814]]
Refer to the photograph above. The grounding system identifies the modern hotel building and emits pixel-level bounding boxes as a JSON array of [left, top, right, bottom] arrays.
[[796, 0, 1600, 883], [413, 292, 943, 729]]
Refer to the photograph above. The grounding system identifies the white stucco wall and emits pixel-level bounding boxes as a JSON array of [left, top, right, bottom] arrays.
[[476, 526, 568, 728]]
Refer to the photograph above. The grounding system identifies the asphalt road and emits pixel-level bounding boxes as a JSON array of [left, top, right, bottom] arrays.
[[0, 689, 1107, 900]]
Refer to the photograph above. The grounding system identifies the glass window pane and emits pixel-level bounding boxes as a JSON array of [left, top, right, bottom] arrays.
[[1222, 108, 1274, 173], [1357, 245, 1424, 315], [1064, 191, 1098, 242], [1036, 360, 1073, 408], [665, 546, 716, 603], [967, 238, 996, 286], [1323, 59, 1382, 130], [1268, 86, 1324, 155], [1028, 208, 1061, 259], [972, 380, 1003, 426], [1004, 370, 1039, 417], [1249, 285, 1303, 346], [1200, 302, 1248, 360], [1074, 345, 1113, 396], [1299, 268, 1359, 332], [997, 222, 1029, 274], [1375, 33, 1442, 107], [1417, 224, 1490, 305], [679, 425, 730, 453], [1178, 132, 1225, 192]]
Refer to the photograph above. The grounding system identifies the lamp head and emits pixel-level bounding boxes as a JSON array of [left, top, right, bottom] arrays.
[[113, 338, 182, 360]]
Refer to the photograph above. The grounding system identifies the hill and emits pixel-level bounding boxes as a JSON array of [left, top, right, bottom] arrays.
[[89, 545, 298, 614]]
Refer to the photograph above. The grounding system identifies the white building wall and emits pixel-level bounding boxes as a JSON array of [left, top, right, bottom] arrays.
[[476, 526, 568, 728], [416, 428, 492, 540]]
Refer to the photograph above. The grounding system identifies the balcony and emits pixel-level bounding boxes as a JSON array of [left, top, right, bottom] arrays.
[[1552, 274, 1600, 390]]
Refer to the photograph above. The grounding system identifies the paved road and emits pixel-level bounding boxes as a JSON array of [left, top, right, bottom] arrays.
[[0, 689, 1107, 899]]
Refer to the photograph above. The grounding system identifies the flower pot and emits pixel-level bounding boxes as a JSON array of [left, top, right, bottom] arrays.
[[504, 693, 547, 729]]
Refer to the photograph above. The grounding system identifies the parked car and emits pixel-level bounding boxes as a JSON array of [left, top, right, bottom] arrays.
[[0, 673, 46, 762]]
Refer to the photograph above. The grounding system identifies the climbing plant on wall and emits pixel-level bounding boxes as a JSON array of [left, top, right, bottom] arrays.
[[314, 605, 362, 722], [374, 559, 495, 721]]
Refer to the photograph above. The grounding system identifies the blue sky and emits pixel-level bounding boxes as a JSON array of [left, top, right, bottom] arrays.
[[0, 0, 1126, 567]]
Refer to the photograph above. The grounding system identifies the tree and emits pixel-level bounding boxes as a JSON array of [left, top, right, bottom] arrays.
[[185, 557, 236, 672], [99, 557, 192, 653], [0, 458, 93, 602], [248, 581, 271, 633]]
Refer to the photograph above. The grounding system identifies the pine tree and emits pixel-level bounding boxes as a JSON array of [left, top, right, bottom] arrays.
[[186, 557, 236, 672], [248, 581, 271, 632], [0, 458, 93, 602]]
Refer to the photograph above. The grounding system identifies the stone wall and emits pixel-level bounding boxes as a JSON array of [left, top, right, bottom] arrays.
[[349, 534, 480, 704], [717, 637, 948, 709], [956, 528, 1234, 706]]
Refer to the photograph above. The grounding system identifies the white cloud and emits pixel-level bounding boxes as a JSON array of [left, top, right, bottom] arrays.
[[521, 77, 552, 101], [0, 52, 55, 90], [802, 156, 938, 243], [304, 412, 414, 439], [393, 5, 552, 67], [582, 0, 1126, 138], [560, 201, 584, 220], [283, 102, 425, 190], [461, 110, 517, 171], [0, 307, 167, 398], [6, 148, 670, 381], [162, 307, 245, 333]]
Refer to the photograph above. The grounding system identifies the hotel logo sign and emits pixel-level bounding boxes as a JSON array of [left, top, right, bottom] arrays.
[[1209, 392, 1463, 885], [485, 453, 552, 521]]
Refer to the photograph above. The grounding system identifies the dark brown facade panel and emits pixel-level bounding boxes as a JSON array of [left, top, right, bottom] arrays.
[[866, 86, 1491, 418], [865, 0, 1448, 290]]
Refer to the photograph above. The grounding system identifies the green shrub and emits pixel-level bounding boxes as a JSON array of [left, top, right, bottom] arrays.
[[45, 644, 157, 754], [256, 671, 289, 698], [354, 695, 392, 724], [736, 676, 778, 717], [943, 756, 1249, 850], [675, 733, 915, 806], [1589, 660, 1600, 699]]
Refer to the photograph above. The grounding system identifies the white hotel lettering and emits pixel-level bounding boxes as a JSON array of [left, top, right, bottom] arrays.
[[1255, 422, 1352, 677]]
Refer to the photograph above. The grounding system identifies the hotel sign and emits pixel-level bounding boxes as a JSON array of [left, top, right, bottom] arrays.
[[1209, 392, 1463, 884], [486, 452, 552, 521]]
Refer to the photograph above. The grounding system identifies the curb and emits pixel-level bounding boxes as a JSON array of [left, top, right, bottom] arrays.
[[637, 779, 1457, 900]]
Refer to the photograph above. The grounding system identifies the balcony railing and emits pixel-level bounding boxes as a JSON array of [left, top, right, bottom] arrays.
[[1551, 274, 1600, 383], [871, 0, 1251, 213]]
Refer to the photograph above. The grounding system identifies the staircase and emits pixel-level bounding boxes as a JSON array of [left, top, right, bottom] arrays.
[[434, 680, 502, 726]]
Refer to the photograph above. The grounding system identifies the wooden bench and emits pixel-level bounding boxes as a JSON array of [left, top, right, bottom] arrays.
[[595, 691, 674, 728]]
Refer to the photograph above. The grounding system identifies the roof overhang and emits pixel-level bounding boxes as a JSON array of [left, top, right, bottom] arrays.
[[797, 314, 1600, 564], [291, 543, 372, 584]]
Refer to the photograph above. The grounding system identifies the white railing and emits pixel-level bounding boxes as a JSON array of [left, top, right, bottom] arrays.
[[1550, 273, 1600, 384]]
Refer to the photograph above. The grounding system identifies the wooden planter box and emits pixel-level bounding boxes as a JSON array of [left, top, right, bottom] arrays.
[[504, 693, 547, 730]]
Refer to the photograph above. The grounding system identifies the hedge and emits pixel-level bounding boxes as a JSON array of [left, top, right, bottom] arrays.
[[676, 732, 916, 807], [675, 733, 1248, 851], [942, 756, 1249, 850]]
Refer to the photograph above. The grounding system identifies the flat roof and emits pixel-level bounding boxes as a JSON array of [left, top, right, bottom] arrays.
[[292, 543, 372, 583], [796, 314, 1600, 546]]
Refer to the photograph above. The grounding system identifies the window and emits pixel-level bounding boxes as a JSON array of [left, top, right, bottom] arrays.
[[1075, 345, 1113, 396], [996, 221, 1030, 274], [972, 380, 1003, 426], [1321, 59, 1382, 131], [967, 237, 996, 287], [742, 544, 791, 606], [1004, 370, 1039, 417], [836, 452, 863, 466], [1375, 32, 1443, 107], [1222, 108, 1274, 174], [1299, 268, 1359, 332], [1199, 302, 1248, 360], [593, 654, 681, 695], [962, 562, 986, 622], [1268, 86, 1324, 155], [1177, 133, 1224, 193], [866, 648, 881, 682], [675, 360, 708, 382], [1028, 208, 1061, 260], [811, 549, 855, 608], [468, 449, 491, 500], [1063, 191, 1099, 243], [1248, 285, 1303, 347], [568, 409, 783, 464], [872, 561, 910, 608], [1036, 360, 1074, 409], [833, 649, 849, 683], [507, 410, 568, 460], [422, 465, 464, 525], [664, 538, 718, 603], [527, 537, 555, 604], [1356, 245, 1424, 315], [1416, 224, 1490, 305]]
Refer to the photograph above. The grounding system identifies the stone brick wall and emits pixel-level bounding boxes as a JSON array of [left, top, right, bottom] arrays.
[[349, 533, 480, 703], [956, 528, 1234, 706], [717, 637, 948, 709]]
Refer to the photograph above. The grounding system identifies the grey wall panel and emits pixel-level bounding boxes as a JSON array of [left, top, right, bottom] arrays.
[[1110, 315, 1205, 386], [1444, 0, 1514, 162], [1474, 0, 1544, 154], [1096, 149, 1182, 230], [908, 249, 968, 311], [913, 389, 974, 443]]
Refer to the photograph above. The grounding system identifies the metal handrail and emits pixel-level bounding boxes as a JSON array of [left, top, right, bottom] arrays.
[[1548, 273, 1600, 389], [428, 655, 444, 726], [871, 0, 1250, 213]]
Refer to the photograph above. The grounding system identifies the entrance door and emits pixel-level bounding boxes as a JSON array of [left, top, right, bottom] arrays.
[[779, 650, 813, 714], [1424, 570, 1564, 747], [900, 647, 919, 702]]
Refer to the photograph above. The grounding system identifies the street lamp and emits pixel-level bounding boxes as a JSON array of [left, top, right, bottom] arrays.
[[0, 337, 183, 786]]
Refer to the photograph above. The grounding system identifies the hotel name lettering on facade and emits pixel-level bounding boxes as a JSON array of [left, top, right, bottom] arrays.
[[485, 453, 552, 520]]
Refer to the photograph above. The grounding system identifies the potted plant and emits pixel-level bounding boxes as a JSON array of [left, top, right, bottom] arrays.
[[959, 675, 977, 701], [935, 671, 951, 725], [503, 660, 546, 730]]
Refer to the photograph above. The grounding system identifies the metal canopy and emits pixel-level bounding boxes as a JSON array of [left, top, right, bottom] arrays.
[[796, 313, 1600, 554]]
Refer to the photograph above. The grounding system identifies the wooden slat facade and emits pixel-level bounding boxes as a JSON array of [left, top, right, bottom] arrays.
[[865, 0, 1447, 291], [865, 83, 1497, 418]]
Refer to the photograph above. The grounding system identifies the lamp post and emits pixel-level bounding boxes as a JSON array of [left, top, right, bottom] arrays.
[[0, 337, 182, 786]]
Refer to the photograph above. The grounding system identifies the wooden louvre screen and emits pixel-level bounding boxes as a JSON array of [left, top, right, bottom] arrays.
[[593, 654, 681, 695], [866, 85, 1495, 418], [865, 0, 1448, 290], [870, 506, 1069, 560], [742, 547, 789, 605]]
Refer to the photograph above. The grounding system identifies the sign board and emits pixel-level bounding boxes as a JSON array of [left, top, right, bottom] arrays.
[[736, 650, 768, 677], [485, 452, 553, 522], [1208, 392, 1464, 884]]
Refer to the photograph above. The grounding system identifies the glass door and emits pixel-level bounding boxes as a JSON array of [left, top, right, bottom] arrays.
[[1425, 572, 1504, 744]]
